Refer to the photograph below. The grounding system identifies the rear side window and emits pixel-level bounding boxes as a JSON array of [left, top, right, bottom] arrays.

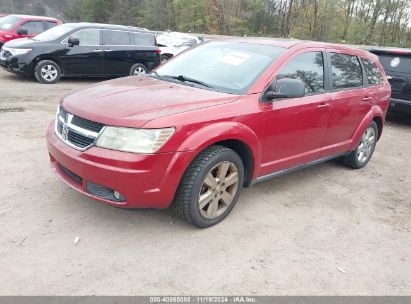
[[330, 53, 363, 89], [132, 32, 155, 46], [70, 29, 100, 46], [19, 21, 44, 34], [277, 51, 324, 93], [362, 59, 384, 85], [44, 21, 57, 30], [103, 30, 131, 45], [376, 54, 411, 74]]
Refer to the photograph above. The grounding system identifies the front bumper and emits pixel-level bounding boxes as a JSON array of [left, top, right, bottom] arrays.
[[389, 98, 411, 114], [0, 54, 32, 76], [47, 122, 195, 209]]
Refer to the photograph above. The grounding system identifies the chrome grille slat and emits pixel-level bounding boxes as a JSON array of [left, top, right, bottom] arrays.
[[55, 106, 105, 151]]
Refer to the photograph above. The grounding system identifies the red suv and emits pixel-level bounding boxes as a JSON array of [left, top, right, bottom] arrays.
[[0, 14, 62, 48], [47, 39, 391, 228]]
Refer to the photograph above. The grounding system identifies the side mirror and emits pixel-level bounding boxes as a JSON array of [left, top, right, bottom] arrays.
[[264, 78, 306, 101], [17, 28, 28, 35], [67, 37, 80, 47]]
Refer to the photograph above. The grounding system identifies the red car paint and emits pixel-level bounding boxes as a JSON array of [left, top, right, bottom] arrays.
[[47, 39, 391, 209], [0, 14, 62, 46]]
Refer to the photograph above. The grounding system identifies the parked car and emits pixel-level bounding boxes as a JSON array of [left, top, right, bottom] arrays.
[[47, 39, 390, 227], [369, 48, 411, 114], [0, 14, 61, 48], [0, 23, 161, 83], [157, 31, 202, 63]]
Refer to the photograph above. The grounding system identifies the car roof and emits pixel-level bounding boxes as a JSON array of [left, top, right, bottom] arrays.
[[8, 14, 60, 21], [369, 47, 411, 56], [218, 38, 376, 58], [64, 22, 150, 32]]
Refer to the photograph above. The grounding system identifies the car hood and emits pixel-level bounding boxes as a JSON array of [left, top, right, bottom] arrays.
[[3, 37, 34, 47], [61, 76, 240, 128]]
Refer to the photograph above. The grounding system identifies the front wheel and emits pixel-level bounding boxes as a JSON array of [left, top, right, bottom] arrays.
[[341, 121, 378, 169], [173, 145, 244, 228], [130, 63, 148, 76], [34, 60, 61, 84]]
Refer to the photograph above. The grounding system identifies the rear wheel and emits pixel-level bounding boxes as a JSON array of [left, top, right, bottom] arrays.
[[34, 60, 61, 84], [341, 121, 378, 169], [173, 145, 244, 228], [130, 63, 148, 76], [161, 54, 171, 64]]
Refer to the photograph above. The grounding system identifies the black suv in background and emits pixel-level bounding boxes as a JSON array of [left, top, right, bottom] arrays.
[[370, 48, 411, 114], [0, 23, 160, 83]]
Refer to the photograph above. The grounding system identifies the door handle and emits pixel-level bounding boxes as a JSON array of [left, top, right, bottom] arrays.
[[363, 96, 373, 102], [104, 49, 112, 52], [93, 49, 103, 52], [317, 103, 330, 109]]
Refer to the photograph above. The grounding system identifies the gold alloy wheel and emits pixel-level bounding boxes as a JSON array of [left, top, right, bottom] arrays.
[[197, 161, 239, 220]]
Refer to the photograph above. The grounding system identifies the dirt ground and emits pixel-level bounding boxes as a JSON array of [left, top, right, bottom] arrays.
[[0, 68, 410, 296]]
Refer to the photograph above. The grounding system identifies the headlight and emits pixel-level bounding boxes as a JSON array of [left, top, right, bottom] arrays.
[[96, 127, 175, 154], [3, 47, 32, 56]]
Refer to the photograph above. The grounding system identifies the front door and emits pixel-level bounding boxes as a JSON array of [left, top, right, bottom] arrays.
[[16, 20, 44, 38], [60, 28, 104, 76], [260, 49, 332, 176]]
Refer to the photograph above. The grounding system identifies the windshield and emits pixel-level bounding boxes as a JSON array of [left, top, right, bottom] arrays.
[[32, 24, 75, 41], [0, 15, 23, 31], [155, 41, 285, 94]]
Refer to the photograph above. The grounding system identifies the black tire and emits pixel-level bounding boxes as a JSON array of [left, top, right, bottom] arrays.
[[161, 54, 171, 64], [130, 63, 148, 76], [173, 145, 244, 228], [34, 60, 61, 84], [341, 121, 378, 169]]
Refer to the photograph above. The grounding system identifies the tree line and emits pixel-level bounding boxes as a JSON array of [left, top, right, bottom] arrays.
[[2, 0, 410, 47]]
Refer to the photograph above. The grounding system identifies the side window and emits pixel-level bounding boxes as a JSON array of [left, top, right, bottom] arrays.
[[132, 32, 155, 46], [330, 53, 363, 89], [70, 29, 100, 46], [277, 52, 324, 94], [362, 59, 384, 85], [19, 21, 44, 34], [44, 21, 57, 30], [103, 30, 131, 45]]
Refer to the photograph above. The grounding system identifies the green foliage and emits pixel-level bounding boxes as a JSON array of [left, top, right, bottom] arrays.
[[6, 0, 410, 47]]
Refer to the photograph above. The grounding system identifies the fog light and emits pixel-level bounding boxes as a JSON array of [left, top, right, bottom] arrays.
[[113, 191, 121, 200]]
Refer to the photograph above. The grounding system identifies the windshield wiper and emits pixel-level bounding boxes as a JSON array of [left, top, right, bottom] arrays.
[[161, 74, 212, 88]]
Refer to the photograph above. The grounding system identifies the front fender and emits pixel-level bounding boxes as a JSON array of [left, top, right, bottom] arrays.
[[176, 122, 263, 180], [349, 106, 384, 151]]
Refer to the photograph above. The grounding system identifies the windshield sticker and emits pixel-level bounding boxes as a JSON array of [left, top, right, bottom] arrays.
[[219, 52, 250, 66], [2, 24, 12, 29], [390, 57, 400, 67]]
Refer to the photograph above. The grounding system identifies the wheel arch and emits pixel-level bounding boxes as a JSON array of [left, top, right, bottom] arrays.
[[33, 56, 65, 75], [349, 107, 385, 150], [174, 122, 263, 187]]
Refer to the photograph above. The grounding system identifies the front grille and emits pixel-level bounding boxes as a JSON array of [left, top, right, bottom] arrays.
[[67, 130, 95, 148], [60, 164, 82, 184], [55, 106, 105, 150], [71, 116, 104, 133]]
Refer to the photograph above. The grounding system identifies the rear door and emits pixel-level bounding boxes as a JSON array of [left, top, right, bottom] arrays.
[[130, 31, 160, 71], [102, 29, 134, 76], [320, 50, 371, 157], [60, 28, 104, 76]]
